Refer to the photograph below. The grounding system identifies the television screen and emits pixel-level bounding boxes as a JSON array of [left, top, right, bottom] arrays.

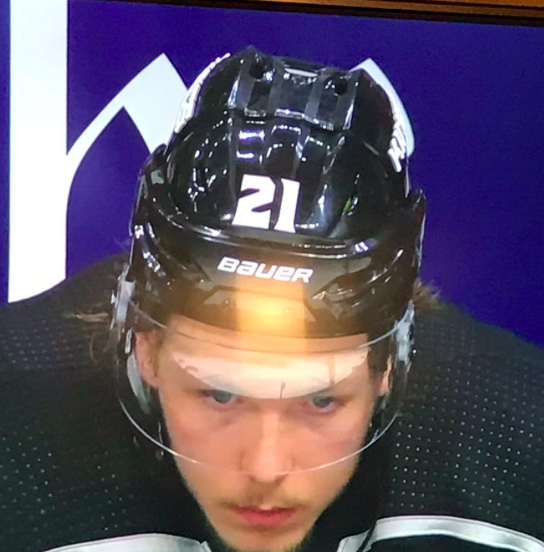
[[2, 0, 543, 347]]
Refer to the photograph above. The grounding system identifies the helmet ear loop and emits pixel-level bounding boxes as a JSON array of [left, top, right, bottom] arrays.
[[109, 264, 136, 352], [365, 303, 414, 446], [364, 338, 392, 443], [125, 313, 171, 463], [131, 329, 171, 463], [149, 387, 168, 462], [128, 349, 169, 463]]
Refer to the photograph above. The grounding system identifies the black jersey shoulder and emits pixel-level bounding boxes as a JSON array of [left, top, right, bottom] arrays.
[[1, 259, 543, 551], [0, 255, 123, 374], [375, 301, 544, 548], [0, 257, 209, 551]]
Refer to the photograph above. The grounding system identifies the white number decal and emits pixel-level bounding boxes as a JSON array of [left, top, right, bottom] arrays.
[[388, 119, 408, 173], [232, 174, 300, 233], [352, 58, 415, 175], [274, 178, 300, 233]]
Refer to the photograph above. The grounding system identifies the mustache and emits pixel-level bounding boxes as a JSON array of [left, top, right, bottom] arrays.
[[226, 501, 303, 510], [221, 491, 306, 510]]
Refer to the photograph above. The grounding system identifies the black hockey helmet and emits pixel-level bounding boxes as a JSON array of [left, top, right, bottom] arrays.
[[113, 47, 425, 473]]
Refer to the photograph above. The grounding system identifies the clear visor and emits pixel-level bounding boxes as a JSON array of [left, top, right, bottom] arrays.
[[116, 300, 410, 474]]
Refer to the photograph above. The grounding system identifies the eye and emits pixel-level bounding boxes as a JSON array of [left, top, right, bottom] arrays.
[[202, 389, 236, 405], [309, 396, 338, 411]]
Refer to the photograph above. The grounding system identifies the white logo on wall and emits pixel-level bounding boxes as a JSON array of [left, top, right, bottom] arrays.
[[232, 174, 301, 233], [9, 0, 186, 301], [8, 0, 413, 301]]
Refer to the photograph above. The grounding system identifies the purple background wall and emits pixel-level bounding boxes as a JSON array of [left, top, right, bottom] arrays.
[[3, 0, 544, 347]]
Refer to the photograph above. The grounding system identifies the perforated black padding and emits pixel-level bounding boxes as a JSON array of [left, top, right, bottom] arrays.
[[0, 258, 209, 551], [1, 256, 543, 552], [381, 304, 544, 539], [0, 256, 118, 373]]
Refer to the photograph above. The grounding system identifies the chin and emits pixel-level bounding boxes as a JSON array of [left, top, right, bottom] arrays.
[[207, 518, 314, 552]]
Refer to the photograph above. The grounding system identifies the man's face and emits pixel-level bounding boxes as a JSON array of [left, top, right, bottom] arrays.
[[136, 316, 388, 552]]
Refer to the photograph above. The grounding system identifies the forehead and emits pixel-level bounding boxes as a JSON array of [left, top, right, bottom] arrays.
[[155, 315, 373, 399], [163, 314, 370, 353]]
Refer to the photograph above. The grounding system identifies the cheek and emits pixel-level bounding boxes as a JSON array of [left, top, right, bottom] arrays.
[[158, 391, 204, 449], [303, 456, 359, 504], [158, 390, 241, 470], [175, 459, 222, 509], [335, 393, 380, 448]]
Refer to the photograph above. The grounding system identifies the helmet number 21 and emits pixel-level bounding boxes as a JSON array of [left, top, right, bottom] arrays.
[[232, 174, 300, 233]]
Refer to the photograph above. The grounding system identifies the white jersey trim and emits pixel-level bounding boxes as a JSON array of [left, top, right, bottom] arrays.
[[357, 515, 544, 552], [40, 517, 544, 552], [42, 533, 206, 552]]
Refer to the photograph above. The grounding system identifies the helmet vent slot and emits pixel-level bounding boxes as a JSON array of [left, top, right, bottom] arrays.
[[330, 76, 348, 96], [249, 60, 267, 80]]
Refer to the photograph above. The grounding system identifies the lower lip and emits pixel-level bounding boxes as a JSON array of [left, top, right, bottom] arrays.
[[232, 507, 296, 527]]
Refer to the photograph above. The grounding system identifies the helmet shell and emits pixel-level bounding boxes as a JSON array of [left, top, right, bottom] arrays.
[[126, 47, 425, 338]]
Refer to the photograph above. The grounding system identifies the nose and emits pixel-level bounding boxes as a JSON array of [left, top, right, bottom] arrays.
[[240, 409, 292, 482]]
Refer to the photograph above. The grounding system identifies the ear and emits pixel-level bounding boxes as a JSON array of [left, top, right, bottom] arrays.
[[134, 332, 160, 387], [378, 358, 393, 397]]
